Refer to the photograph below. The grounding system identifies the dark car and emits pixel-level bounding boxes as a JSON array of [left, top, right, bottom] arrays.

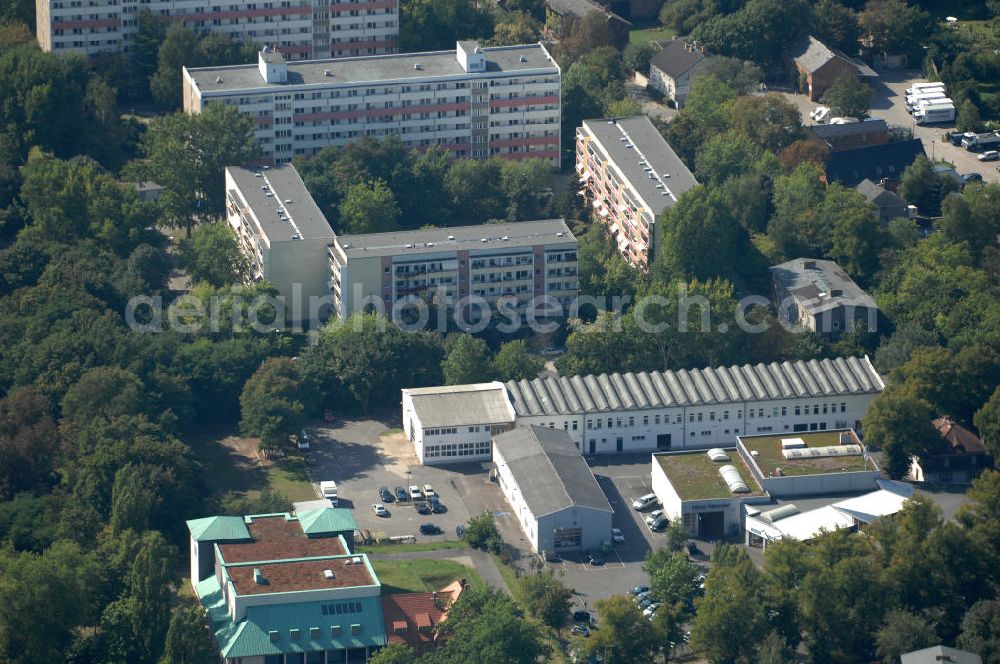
[[687, 542, 699, 556], [428, 495, 445, 513], [414, 500, 431, 514], [378, 486, 393, 502], [572, 610, 590, 623], [419, 523, 440, 535], [586, 551, 604, 566], [962, 172, 983, 186], [394, 486, 408, 502]]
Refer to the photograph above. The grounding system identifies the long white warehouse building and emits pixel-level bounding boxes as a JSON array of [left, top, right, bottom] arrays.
[[402, 356, 884, 464]]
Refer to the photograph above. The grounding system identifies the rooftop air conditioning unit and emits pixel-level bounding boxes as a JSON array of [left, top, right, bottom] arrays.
[[324, 569, 335, 580], [413, 63, 422, 70], [447, 235, 455, 240], [284, 199, 292, 204], [324, 69, 332, 76]]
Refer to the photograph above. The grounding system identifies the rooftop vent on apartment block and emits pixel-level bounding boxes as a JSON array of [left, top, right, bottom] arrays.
[[324, 69, 333, 76], [324, 569, 336, 580]]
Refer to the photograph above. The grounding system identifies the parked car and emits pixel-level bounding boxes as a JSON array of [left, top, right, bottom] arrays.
[[632, 493, 658, 511], [296, 430, 310, 451], [455, 524, 466, 539], [414, 500, 431, 514], [571, 625, 590, 637], [428, 495, 445, 513], [378, 486, 393, 502], [541, 346, 564, 357], [687, 542, 699, 556], [611, 528, 624, 543], [408, 485, 422, 500], [977, 150, 999, 161], [394, 486, 408, 502], [643, 603, 660, 617], [370, 504, 389, 517], [809, 105, 830, 123], [419, 523, 441, 535], [633, 591, 650, 604], [644, 510, 664, 526], [630, 586, 649, 596], [422, 484, 436, 498], [962, 172, 983, 185], [586, 551, 604, 566], [320, 480, 338, 507], [572, 610, 591, 623], [649, 515, 668, 532]]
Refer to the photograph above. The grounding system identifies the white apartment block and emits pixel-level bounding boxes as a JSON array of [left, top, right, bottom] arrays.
[[576, 116, 697, 267], [225, 164, 335, 321], [36, 0, 397, 58], [183, 40, 561, 165], [328, 219, 578, 322], [401, 356, 885, 463]]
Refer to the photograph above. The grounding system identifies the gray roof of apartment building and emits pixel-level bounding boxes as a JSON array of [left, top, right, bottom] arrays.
[[855, 178, 906, 208], [227, 165, 334, 241], [505, 356, 884, 417], [405, 382, 516, 428], [649, 39, 706, 80], [187, 43, 558, 94], [582, 116, 698, 217], [770, 258, 878, 315], [547, 0, 629, 23], [493, 426, 613, 516], [336, 219, 575, 259], [792, 35, 877, 77]]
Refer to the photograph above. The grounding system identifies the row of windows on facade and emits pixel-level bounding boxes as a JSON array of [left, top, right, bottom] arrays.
[[424, 425, 490, 437], [261, 647, 373, 664], [226, 81, 558, 107], [423, 441, 491, 458]]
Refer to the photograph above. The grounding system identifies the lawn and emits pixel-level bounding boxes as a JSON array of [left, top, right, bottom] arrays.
[[655, 451, 763, 500], [356, 540, 469, 555], [629, 24, 675, 46], [372, 559, 484, 594], [741, 431, 876, 478], [187, 425, 317, 504]]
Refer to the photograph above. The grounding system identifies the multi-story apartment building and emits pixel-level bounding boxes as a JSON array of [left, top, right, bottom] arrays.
[[225, 164, 335, 322], [576, 115, 697, 267], [184, 40, 562, 165], [36, 0, 397, 58], [328, 218, 578, 322]]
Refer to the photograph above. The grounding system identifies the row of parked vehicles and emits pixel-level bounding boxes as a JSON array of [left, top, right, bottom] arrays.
[[631, 493, 668, 531], [371, 484, 445, 517], [904, 82, 956, 125]]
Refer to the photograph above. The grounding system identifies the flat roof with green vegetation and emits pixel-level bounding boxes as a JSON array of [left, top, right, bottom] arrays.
[[655, 450, 763, 501], [739, 430, 876, 478]]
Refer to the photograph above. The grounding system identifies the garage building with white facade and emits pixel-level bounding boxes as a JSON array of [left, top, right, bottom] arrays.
[[493, 426, 613, 555]]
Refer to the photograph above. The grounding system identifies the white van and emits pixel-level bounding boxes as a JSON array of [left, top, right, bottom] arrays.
[[320, 480, 338, 506], [632, 493, 658, 511]]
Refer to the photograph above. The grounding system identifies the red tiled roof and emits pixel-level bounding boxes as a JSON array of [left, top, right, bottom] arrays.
[[379, 580, 467, 650], [932, 417, 986, 455], [218, 515, 346, 564], [227, 557, 374, 595]]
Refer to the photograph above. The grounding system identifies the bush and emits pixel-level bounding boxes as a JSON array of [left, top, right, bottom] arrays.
[[464, 511, 503, 554]]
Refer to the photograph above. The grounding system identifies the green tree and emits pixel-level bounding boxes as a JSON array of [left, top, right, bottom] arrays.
[[493, 340, 543, 382], [623, 42, 657, 73], [589, 595, 659, 664], [435, 587, 547, 664], [767, 162, 827, 259], [728, 95, 803, 153], [820, 74, 873, 118], [644, 549, 700, 608], [558, 11, 617, 62], [656, 186, 742, 281], [135, 104, 259, 236], [664, 520, 689, 553], [239, 357, 306, 452], [940, 185, 1000, 257], [369, 643, 419, 664], [701, 56, 763, 94], [463, 511, 502, 554], [149, 23, 201, 107], [758, 630, 793, 664], [974, 387, 1000, 461], [515, 571, 572, 628], [442, 335, 495, 385], [826, 185, 887, 286], [956, 99, 983, 133], [859, 0, 935, 63], [862, 384, 939, 479], [61, 366, 145, 428], [160, 604, 220, 664], [499, 158, 554, 222], [898, 155, 959, 218], [444, 158, 505, 223], [399, 0, 494, 52], [0, 388, 58, 501], [339, 179, 401, 235], [691, 0, 811, 68], [177, 222, 249, 286], [957, 600, 1000, 664], [875, 610, 939, 664], [695, 131, 759, 186], [812, 0, 861, 52], [690, 546, 769, 663]]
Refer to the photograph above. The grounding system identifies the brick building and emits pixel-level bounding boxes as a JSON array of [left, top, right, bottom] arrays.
[[791, 35, 876, 102]]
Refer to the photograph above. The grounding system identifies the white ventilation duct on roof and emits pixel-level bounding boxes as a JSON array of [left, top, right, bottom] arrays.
[[758, 504, 799, 523], [706, 448, 730, 462], [781, 444, 862, 460], [719, 465, 749, 493]]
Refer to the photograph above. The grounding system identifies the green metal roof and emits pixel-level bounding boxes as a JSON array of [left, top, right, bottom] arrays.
[[297, 508, 357, 537], [187, 516, 251, 542], [196, 576, 386, 659]]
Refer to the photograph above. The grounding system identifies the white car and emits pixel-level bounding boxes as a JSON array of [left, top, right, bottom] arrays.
[[645, 510, 664, 526], [611, 528, 624, 543], [422, 484, 436, 498], [632, 493, 658, 510], [371, 504, 389, 517], [408, 485, 422, 500], [810, 105, 830, 123], [320, 480, 338, 507], [977, 150, 999, 162], [643, 603, 660, 617], [296, 430, 310, 451]]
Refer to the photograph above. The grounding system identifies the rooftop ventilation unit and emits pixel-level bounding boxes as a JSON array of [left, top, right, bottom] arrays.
[[324, 569, 335, 580], [413, 63, 422, 70], [405, 243, 413, 248], [501, 235, 508, 241], [447, 235, 455, 240], [782, 444, 862, 460], [253, 568, 267, 585], [718, 465, 750, 494], [706, 448, 730, 462], [781, 437, 806, 450], [519, 55, 527, 62], [759, 504, 799, 523], [284, 198, 292, 204], [216, 76, 223, 84], [324, 69, 332, 76], [351, 556, 363, 565], [663, 173, 671, 178], [556, 231, 564, 237]]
